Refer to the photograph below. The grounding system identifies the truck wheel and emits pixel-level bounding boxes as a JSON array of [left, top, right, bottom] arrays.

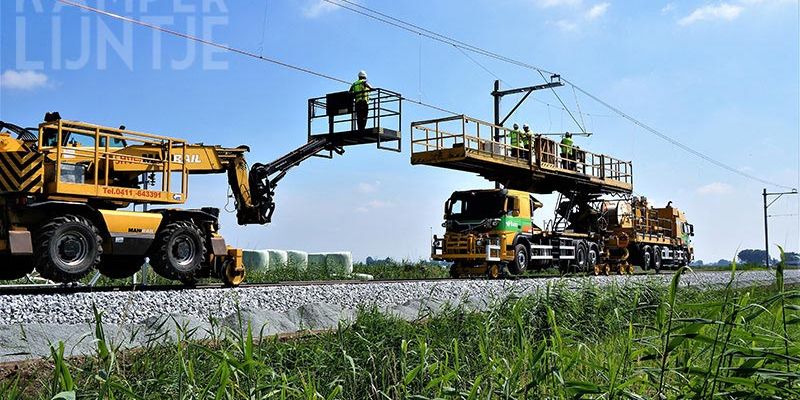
[[34, 215, 103, 283], [641, 246, 652, 271], [98, 256, 145, 279], [652, 246, 662, 273], [449, 263, 461, 279], [0, 255, 34, 280], [587, 244, 599, 271], [149, 221, 206, 284], [575, 241, 589, 272], [509, 243, 528, 275]]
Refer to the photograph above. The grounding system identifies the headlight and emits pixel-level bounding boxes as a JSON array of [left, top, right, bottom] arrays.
[[490, 219, 500, 228], [476, 239, 484, 247]]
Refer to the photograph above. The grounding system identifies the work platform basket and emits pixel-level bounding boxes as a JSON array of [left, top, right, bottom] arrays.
[[308, 88, 402, 153], [410, 115, 633, 195]]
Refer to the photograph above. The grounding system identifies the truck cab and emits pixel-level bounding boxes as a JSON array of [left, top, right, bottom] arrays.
[[433, 188, 595, 277]]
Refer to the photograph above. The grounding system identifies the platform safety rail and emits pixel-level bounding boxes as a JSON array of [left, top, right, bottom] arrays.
[[411, 115, 633, 189], [308, 88, 402, 152], [37, 119, 189, 205]]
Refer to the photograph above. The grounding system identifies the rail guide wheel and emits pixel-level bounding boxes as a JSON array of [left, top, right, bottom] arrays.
[[487, 264, 501, 279], [220, 259, 245, 287]]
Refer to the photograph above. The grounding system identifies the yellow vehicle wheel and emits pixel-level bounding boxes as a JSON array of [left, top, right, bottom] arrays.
[[34, 215, 102, 283], [221, 259, 245, 287], [594, 263, 603, 276], [488, 264, 501, 279], [149, 221, 206, 285]]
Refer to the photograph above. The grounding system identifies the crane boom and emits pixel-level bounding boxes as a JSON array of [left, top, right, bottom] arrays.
[[236, 137, 344, 225]]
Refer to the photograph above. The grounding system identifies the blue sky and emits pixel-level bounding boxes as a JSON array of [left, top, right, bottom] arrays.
[[1, 0, 798, 263]]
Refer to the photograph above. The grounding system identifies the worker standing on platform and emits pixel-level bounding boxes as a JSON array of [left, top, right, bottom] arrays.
[[509, 123, 521, 158], [520, 124, 532, 160], [560, 132, 574, 170], [350, 70, 373, 131]]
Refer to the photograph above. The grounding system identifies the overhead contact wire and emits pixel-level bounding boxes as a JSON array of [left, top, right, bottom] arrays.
[[54, 0, 459, 117], [323, 0, 794, 190]]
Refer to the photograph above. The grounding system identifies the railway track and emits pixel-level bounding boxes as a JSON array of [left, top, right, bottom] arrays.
[[0, 271, 671, 296]]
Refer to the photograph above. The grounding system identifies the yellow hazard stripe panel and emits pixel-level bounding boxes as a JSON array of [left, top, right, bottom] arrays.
[[0, 152, 44, 193]]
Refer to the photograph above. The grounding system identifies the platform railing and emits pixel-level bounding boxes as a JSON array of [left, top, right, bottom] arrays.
[[411, 115, 633, 187], [38, 119, 189, 204], [411, 115, 534, 164], [308, 88, 402, 152]]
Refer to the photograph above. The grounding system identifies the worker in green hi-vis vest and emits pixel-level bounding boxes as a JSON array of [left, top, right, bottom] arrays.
[[560, 132, 574, 170], [350, 70, 373, 131]]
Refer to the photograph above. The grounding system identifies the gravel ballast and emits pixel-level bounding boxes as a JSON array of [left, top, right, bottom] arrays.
[[0, 270, 796, 362]]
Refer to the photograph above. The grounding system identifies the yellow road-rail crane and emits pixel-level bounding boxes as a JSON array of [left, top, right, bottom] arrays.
[[0, 89, 402, 285]]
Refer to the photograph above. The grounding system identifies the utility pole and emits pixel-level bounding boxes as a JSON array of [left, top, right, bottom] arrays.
[[491, 76, 565, 189], [762, 188, 798, 268], [763, 189, 770, 268]]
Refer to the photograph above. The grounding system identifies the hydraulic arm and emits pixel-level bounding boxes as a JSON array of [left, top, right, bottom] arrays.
[[233, 137, 344, 225]]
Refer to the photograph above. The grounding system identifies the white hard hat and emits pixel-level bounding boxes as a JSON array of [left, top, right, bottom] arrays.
[[513, 123, 519, 129], [358, 70, 367, 79]]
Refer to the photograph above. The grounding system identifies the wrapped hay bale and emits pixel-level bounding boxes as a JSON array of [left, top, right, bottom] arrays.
[[325, 252, 353, 276], [307, 253, 327, 274], [242, 250, 269, 272], [266, 250, 288, 270], [352, 273, 373, 281], [287, 250, 309, 271]]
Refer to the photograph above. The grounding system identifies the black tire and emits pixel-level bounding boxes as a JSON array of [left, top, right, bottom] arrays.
[[509, 243, 528, 275], [652, 246, 662, 273], [34, 215, 103, 283], [587, 244, 598, 272], [641, 245, 652, 271], [574, 241, 589, 273], [449, 263, 461, 279], [149, 221, 206, 284], [679, 249, 689, 267], [98, 256, 145, 279], [0, 255, 34, 280]]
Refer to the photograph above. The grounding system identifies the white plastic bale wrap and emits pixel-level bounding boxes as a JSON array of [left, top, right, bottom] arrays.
[[308, 253, 327, 273], [287, 250, 309, 271], [352, 273, 373, 281], [242, 250, 269, 271], [325, 252, 353, 276], [266, 250, 288, 270]]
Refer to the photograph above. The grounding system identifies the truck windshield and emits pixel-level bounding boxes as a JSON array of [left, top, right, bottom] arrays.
[[447, 193, 506, 220]]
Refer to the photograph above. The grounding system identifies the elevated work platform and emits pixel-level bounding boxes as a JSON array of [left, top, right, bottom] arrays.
[[410, 115, 633, 195], [308, 88, 402, 153]]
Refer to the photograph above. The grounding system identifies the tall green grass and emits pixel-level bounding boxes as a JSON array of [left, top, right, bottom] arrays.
[[4, 254, 799, 399]]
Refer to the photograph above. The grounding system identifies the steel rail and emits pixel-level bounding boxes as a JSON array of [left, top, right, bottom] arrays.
[[0, 271, 675, 296]]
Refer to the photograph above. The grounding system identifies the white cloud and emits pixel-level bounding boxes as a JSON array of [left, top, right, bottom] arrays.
[[678, 3, 744, 26], [0, 70, 49, 90], [553, 19, 578, 31], [696, 182, 735, 195], [550, 1, 610, 31], [536, 0, 582, 7], [355, 199, 394, 213], [585, 2, 610, 20], [302, 0, 339, 18], [356, 181, 380, 194], [661, 2, 676, 14], [367, 200, 393, 209]]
